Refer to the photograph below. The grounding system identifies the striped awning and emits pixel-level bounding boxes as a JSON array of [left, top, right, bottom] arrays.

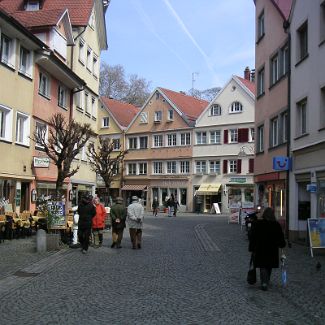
[[196, 183, 221, 195], [121, 184, 147, 191]]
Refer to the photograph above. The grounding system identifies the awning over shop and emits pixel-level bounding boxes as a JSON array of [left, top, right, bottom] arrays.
[[121, 184, 147, 191], [196, 183, 221, 195]]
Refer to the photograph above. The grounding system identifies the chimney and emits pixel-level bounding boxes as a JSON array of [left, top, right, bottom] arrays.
[[244, 66, 251, 81]]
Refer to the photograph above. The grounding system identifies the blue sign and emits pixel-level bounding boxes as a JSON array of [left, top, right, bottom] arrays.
[[307, 184, 317, 193], [273, 156, 291, 171]]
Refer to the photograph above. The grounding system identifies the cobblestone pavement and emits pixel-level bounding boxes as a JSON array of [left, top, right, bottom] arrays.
[[0, 213, 325, 325]]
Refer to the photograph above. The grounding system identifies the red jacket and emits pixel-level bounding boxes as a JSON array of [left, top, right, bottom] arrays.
[[92, 204, 106, 229]]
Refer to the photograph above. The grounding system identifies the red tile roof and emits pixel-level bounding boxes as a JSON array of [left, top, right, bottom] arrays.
[[101, 97, 140, 128], [159, 88, 209, 122], [272, 0, 292, 20], [0, 0, 93, 26], [236, 76, 255, 96]]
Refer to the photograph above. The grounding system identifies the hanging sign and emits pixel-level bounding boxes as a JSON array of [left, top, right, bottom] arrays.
[[272, 156, 291, 171], [33, 157, 50, 168]]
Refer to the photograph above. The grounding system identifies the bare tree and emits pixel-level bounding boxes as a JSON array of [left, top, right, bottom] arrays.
[[87, 138, 128, 197], [189, 87, 221, 102], [31, 113, 94, 197], [99, 63, 151, 106]]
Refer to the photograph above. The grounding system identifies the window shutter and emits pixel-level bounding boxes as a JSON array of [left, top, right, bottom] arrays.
[[237, 159, 242, 174], [223, 160, 228, 174], [224, 130, 228, 144], [238, 128, 249, 143], [249, 158, 254, 173]]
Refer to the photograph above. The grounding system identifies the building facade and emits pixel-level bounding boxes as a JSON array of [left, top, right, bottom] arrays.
[[288, 0, 325, 241], [194, 72, 255, 214]]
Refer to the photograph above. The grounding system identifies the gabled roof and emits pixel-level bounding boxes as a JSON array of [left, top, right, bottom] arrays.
[[159, 87, 209, 123], [235, 76, 255, 96], [100, 97, 140, 129], [0, 0, 94, 26], [253, 0, 292, 21]]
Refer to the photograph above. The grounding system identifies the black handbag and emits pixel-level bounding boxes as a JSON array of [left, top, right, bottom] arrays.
[[247, 254, 256, 285]]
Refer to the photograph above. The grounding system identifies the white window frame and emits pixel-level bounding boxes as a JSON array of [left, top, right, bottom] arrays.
[[154, 111, 162, 122], [210, 104, 221, 116], [35, 120, 48, 149], [91, 97, 96, 117], [271, 117, 279, 147], [153, 162, 163, 174], [0, 104, 13, 142], [140, 112, 148, 124], [167, 133, 177, 147], [79, 38, 85, 64], [209, 161, 220, 174], [167, 109, 174, 121], [128, 163, 137, 175], [258, 10, 265, 40], [86, 47, 92, 71], [167, 161, 177, 174], [84, 92, 89, 113], [25, 1, 40, 11], [271, 54, 279, 85], [113, 138, 120, 151], [180, 161, 190, 174], [92, 53, 98, 78], [196, 131, 207, 145], [257, 67, 265, 96], [139, 163, 147, 175], [297, 99, 307, 136], [58, 85, 67, 109], [1, 34, 16, 69], [19, 46, 33, 78], [15, 112, 30, 146], [128, 137, 137, 149], [257, 125, 264, 153], [102, 117, 109, 128], [229, 129, 238, 143], [229, 160, 237, 173], [229, 101, 243, 114], [139, 136, 148, 149], [39, 71, 51, 98], [210, 130, 221, 144], [249, 128, 255, 142], [195, 161, 207, 174], [153, 134, 163, 147], [180, 133, 191, 146]]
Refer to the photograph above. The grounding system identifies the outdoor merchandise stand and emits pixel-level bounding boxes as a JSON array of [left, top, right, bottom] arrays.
[[307, 218, 325, 257]]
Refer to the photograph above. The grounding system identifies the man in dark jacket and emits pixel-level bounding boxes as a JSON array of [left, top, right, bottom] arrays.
[[110, 197, 126, 248], [249, 207, 286, 291], [78, 194, 96, 254]]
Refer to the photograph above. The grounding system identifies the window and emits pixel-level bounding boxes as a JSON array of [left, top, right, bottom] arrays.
[[230, 101, 243, 113], [257, 125, 264, 153], [180, 133, 191, 145], [270, 117, 279, 147], [139, 136, 148, 149], [210, 161, 220, 174], [196, 131, 207, 144], [297, 21, 308, 61], [19, 47, 32, 77], [280, 112, 288, 143], [140, 112, 148, 124], [89, 11, 95, 29], [297, 99, 307, 136], [84, 92, 89, 113], [153, 162, 163, 174], [92, 54, 98, 78], [249, 128, 255, 142], [167, 161, 176, 174], [79, 38, 85, 63], [153, 135, 163, 147], [1, 34, 15, 68], [257, 67, 265, 96], [271, 54, 279, 85], [128, 137, 137, 149], [15, 112, 30, 146], [195, 161, 207, 174], [229, 129, 238, 143], [154, 111, 162, 122], [91, 97, 96, 117], [113, 139, 120, 150], [167, 133, 177, 146], [25, 1, 40, 11], [39, 72, 50, 98], [128, 163, 137, 175], [58, 85, 67, 108], [257, 11, 265, 40], [155, 92, 160, 100], [86, 47, 92, 71], [210, 130, 221, 144], [321, 2, 325, 43], [167, 109, 174, 121], [210, 104, 221, 116], [102, 117, 109, 128], [281, 44, 289, 75], [229, 160, 237, 173], [35, 120, 47, 148], [0, 104, 13, 141], [139, 163, 147, 175], [180, 161, 190, 174], [75, 92, 82, 110]]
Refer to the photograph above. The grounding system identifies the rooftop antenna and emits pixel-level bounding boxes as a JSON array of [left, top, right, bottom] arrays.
[[191, 72, 199, 95]]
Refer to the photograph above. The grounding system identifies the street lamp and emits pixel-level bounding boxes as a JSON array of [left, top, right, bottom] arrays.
[[238, 145, 255, 157]]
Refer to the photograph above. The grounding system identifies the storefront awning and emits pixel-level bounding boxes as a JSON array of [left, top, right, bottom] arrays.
[[121, 184, 147, 191], [196, 183, 221, 195]]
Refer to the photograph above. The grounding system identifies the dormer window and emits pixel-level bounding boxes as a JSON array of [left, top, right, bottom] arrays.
[[25, 1, 40, 11]]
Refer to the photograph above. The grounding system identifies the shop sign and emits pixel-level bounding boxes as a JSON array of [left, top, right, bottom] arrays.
[[307, 183, 317, 193], [47, 201, 66, 228], [229, 177, 247, 183], [15, 189, 21, 206], [272, 156, 291, 171], [33, 157, 50, 168]]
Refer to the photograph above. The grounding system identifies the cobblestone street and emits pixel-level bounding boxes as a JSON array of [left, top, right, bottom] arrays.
[[1, 213, 325, 325]]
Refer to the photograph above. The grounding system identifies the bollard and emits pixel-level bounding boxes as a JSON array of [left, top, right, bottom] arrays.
[[36, 229, 47, 253]]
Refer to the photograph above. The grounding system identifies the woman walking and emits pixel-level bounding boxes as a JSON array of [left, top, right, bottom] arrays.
[[248, 207, 286, 291]]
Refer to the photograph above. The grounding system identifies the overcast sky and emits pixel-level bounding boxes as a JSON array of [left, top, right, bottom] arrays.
[[101, 0, 256, 93]]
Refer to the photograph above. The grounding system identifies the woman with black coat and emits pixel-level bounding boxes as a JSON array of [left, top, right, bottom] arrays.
[[78, 194, 96, 254], [248, 207, 286, 291]]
